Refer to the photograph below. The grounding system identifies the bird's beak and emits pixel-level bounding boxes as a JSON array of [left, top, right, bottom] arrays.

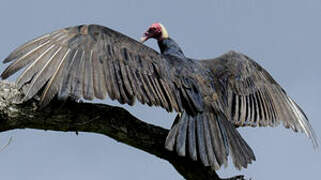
[[140, 35, 149, 43]]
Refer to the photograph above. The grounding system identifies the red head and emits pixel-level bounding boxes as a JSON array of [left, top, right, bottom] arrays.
[[141, 23, 168, 43]]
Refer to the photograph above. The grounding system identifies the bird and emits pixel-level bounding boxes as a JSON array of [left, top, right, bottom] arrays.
[[1, 22, 318, 170]]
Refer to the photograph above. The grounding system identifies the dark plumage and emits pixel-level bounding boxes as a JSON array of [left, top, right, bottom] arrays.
[[1, 23, 318, 170]]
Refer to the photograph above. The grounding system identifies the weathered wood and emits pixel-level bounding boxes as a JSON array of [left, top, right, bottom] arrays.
[[0, 80, 244, 180]]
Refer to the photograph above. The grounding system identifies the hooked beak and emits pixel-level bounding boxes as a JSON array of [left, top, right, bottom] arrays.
[[140, 31, 150, 43], [140, 35, 149, 43]]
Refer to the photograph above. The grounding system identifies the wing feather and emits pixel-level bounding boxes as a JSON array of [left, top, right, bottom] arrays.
[[16, 44, 58, 88], [3, 30, 62, 64], [82, 50, 95, 100], [201, 51, 318, 147], [103, 59, 116, 100], [160, 79, 178, 112], [154, 78, 170, 110], [119, 62, 135, 104], [128, 68, 145, 104], [40, 48, 72, 106], [113, 61, 129, 104], [143, 73, 160, 105], [125, 66, 140, 101], [2, 24, 195, 111], [149, 75, 169, 109], [91, 50, 107, 99], [139, 72, 155, 105], [2, 40, 53, 79], [24, 46, 65, 100], [59, 49, 81, 99]]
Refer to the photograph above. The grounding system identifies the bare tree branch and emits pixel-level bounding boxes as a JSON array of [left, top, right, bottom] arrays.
[[0, 80, 244, 180]]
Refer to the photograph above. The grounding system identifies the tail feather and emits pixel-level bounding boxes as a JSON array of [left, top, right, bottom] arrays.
[[165, 111, 256, 170], [187, 115, 197, 161], [164, 115, 180, 151], [196, 114, 210, 166], [206, 113, 228, 167], [222, 119, 255, 169], [203, 114, 220, 169], [176, 112, 188, 156]]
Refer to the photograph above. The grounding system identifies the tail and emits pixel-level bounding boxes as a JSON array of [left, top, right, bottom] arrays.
[[165, 111, 256, 170]]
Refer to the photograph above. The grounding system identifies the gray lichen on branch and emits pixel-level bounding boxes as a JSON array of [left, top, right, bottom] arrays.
[[0, 80, 244, 180]]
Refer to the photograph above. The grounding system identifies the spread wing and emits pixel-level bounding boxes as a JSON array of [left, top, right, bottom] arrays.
[[1, 24, 203, 114], [201, 51, 318, 148]]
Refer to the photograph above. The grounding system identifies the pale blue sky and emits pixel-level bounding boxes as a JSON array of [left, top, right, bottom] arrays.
[[0, 0, 320, 179]]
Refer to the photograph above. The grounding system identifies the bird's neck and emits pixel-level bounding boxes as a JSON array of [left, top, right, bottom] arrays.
[[158, 38, 185, 58]]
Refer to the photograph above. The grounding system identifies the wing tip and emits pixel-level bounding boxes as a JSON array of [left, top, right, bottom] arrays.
[[308, 126, 319, 150], [0, 70, 11, 80], [287, 96, 319, 149], [3, 58, 12, 64]]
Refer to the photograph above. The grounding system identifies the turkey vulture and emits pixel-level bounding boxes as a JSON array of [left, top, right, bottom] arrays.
[[1, 23, 318, 170]]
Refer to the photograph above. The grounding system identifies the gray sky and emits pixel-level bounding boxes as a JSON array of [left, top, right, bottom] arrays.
[[0, 0, 320, 179]]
